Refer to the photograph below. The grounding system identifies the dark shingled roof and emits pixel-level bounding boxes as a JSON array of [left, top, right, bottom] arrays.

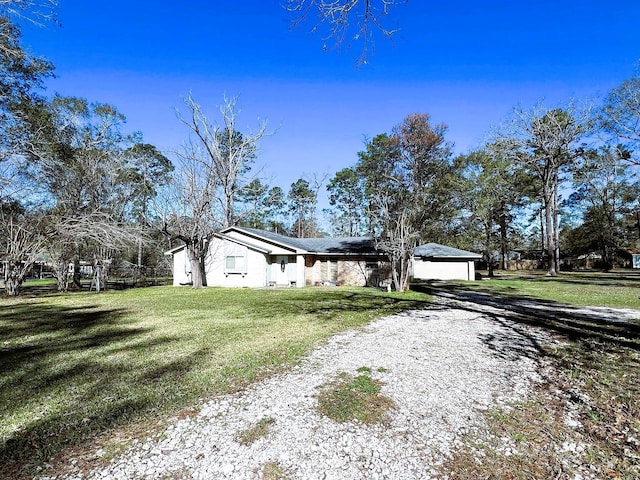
[[414, 243, 482, 259], [231, 227, 378, 255], [296, 236, 377, 254]]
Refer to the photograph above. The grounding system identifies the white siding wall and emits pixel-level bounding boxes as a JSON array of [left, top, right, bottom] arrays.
[[205, 237, 268, 287], [172, 249, 191, 286], [295, 255, 305, 287]]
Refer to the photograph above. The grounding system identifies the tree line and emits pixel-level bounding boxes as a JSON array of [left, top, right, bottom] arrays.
[[2, 1, 640, 294], [324, 93, 640, 290]]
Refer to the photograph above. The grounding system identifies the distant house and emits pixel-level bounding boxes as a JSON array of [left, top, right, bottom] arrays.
[[411, 243, 481, 281], [623, 248, 640, 269], [166, 227, 389, 288]]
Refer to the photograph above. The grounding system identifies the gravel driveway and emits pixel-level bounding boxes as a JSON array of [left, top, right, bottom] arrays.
[[46, 304, 550, 480]]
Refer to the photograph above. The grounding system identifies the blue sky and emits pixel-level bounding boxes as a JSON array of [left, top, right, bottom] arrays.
[[17, 0, 640, 204]]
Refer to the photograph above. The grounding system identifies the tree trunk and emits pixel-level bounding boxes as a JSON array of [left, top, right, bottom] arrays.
[[400, 255, 411, 292], [5, 265, 22, 296], [552, 175, 560, 273], [499, 209, 508, 270], [137, 237, 143, 271], [544, 183, 557, 276], [484, 221, 494, 277], [392, 267, 401, 292], [56, 258, 71, 292], [187, 245, 203, 288], [72, 257, 82, 289], [539, 208, 545, 253], [92, 264, 103, 293]]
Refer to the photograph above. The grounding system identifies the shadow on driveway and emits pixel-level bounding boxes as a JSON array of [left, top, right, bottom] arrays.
[[413, 282, 640, 351]]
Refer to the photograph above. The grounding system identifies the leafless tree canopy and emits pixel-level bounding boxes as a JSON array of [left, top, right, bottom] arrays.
[[0, 0, 57, 23], [177, 94, 269, 229], [284, 0, 407, 64], [601, 73, 640, 164], [0, 0, 57, 58], [164, 94, 270, 288], [1, 210, 46, 295]]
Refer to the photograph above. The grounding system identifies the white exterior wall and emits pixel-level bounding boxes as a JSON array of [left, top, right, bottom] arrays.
[[295, 255, 305, 287], [412, 259, 475, 281], [205, 237, 269, 288], [169, 239, 270, 288], [172, 248, 191, 286]]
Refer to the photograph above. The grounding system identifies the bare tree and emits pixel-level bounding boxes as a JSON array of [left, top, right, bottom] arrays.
[[16, 96, 150, 291], [161, 141, 220, 289], [0, 0, 58, 58], [494, 102, 592, 276], [601, 72, 640, 164], [43, 213, 140, 292], [162, 95, 270, 288], [373, 196, 418, 292], [357, 114, 454, 292], [0, 0, 57, 20], [1, 210, 46, 295], [284, 0, 406, 65], [177, 94, 269, 228]]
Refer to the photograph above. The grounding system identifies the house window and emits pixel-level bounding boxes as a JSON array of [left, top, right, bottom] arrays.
[[320, 258, 338, 283], [224, 243, 248, 275], [226, 256, 239, 270]]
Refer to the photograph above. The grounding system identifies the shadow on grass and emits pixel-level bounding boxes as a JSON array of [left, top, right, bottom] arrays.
[[0, 287, 431, 478], [485, 270, 640, 288], [412, 282, 640, 352], [254, 289, 431, 323], [0, 302, 207, 479]]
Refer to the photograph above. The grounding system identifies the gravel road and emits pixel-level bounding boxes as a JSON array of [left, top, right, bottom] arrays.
[[44, 304, 551, 480]]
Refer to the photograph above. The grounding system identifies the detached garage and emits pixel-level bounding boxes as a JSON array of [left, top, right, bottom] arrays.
[[411, 243, 481, 281]]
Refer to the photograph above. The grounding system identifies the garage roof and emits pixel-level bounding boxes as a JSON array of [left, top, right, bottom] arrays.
[[414, 243, 482, 259]]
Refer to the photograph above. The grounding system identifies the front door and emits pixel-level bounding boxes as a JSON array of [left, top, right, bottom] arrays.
[[274, 255, 288, 285]]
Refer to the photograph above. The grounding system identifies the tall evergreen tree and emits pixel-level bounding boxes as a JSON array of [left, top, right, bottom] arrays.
[[325, 167, 365, 236], [288, 178, 318, 238]]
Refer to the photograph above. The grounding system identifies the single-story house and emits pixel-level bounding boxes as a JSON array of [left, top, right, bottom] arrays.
[[411, 243, 482, 281], [166, 228, 482, 287], [166, 227, 389, 288]]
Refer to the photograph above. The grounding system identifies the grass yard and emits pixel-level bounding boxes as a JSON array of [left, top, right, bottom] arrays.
[[438, 270, 640, 310], [0, 286, 430, 478], [3, 273, 640, 479]]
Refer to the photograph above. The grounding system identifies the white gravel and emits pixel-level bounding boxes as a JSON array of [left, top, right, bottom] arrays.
[[45, 306, 548, 480]]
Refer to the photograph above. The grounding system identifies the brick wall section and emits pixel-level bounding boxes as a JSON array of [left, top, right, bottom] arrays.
[[305, 257, 371, 286]]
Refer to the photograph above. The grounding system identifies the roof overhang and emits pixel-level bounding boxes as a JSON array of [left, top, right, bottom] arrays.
[[164, 233, 274, 256], [222, 226, 306, 254]]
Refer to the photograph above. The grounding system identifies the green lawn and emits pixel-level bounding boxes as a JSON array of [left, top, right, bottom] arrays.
[[3, 274, 639, 478], [0, 286, 429, 478], [447, 271, 640, 310]]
